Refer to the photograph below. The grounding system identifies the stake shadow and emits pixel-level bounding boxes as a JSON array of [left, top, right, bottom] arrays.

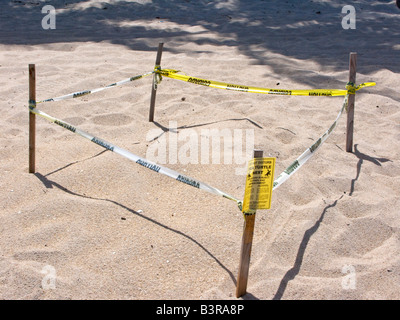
[[43, 150, 108, 178], [272, 196, 343, 300], [34, 171, 237, 286], [240, 292, 260, 300], [349, 144, 392, 196]]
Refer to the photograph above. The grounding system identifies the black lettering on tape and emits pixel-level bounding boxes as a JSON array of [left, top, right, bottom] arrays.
[[284, 160, 300, 175], [309, 138, 322, 153], [91, 137, 114, 151], [136, 159, 161, 173], [55, 120, 76, 133], [73, 90, 91, 98], [309, 92, 332, 96], [159, 70, 175, 76], [176, 175, 200, 188], [328, 121, 337, 135], [188, 77, 211, 87], [268, 89, 292, 95], [226, 84, 249, 92], [129, 75, 143, 81]]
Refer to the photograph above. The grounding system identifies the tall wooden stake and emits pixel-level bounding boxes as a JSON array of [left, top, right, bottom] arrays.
[[346, 52, 357, 153], [149, 42, 164, 122], [29, 64, 36, 173], [236, 149, 263, 298]]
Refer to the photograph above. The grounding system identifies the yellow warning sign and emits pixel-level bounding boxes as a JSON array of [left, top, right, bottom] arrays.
[[242, 157, 275, 213]]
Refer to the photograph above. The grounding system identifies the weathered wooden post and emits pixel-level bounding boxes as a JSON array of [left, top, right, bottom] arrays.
[[236, 149, 263, 298], [149, 42, 164, 122], [29, 64, 36, 173], [346, 52, 357, 152]]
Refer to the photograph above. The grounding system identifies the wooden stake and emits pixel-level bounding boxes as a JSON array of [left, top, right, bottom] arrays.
[[149, 42, 164, 122], [29, 64, 36, 173], [346, 52, 357, 153], [236, 149, 263, 298]]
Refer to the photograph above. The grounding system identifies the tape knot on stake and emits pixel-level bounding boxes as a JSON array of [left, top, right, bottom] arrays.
[[154, 65, 163, 87], [29, 100, 36, 109], [346, 81, 356, 94], [243, 212, 256, 216]]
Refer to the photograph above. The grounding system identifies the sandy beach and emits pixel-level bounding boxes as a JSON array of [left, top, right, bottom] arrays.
[[1, 0, 399, 300]]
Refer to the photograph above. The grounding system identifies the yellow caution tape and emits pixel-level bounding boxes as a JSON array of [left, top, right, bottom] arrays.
[[156, 68, 376, 96]]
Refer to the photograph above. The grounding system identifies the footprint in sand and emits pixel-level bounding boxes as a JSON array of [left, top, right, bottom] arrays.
[[276, 129, 296, 145], [64, 116, 86, 126], [4, 128, 23, 137], [333, 218, 393, 257]]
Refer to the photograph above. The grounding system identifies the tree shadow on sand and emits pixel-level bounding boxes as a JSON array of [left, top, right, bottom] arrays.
[[2, 0, 400, 87]]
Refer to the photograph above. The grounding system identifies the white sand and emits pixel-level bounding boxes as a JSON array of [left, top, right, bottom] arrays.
[[0, 0, 399, 300]]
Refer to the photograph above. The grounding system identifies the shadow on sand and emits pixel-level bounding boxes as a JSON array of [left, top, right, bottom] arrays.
[[1, 0, 399, 87], [34, 165, 238, 286]]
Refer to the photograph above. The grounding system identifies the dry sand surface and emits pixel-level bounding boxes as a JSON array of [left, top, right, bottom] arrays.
[[1, 0, 400, 300]]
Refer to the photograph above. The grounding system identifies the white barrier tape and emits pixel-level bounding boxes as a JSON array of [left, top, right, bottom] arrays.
[[272, 95, 349, 191], [38, 71, 154, 103], [29, 106, 241, 206], [28, 94, 348, 212]]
